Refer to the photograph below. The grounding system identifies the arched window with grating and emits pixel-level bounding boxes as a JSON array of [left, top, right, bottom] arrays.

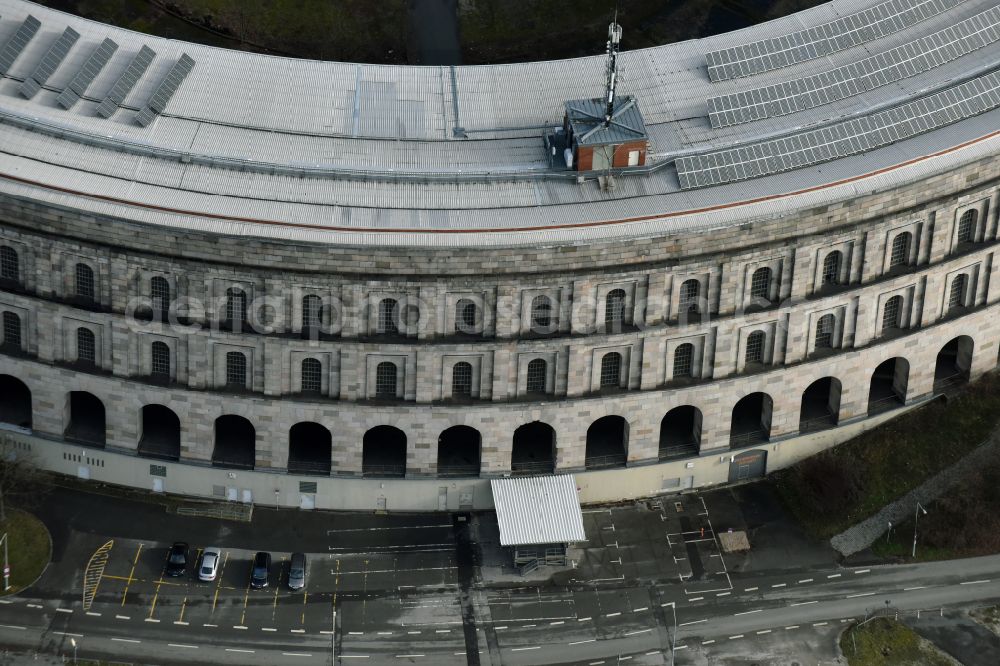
[[948, 274, 968, 311], [672, 343, 694, 379], [889, 232, 912, 269], [75, 263, 95, 301], [750, 267, 772, 301], [225, 288, 247, 329], [530, 295, 553, 331], [600, 352, 622, 388], [882, 295, 903, 333], [821, 251, 842, 286], [375, 361, 397, 398], [745, 330, 766, 364], [302, 294, 323, 329], [452, 362, 473, 398], [301, 358, 322, 393], [2, 311, 21, 349], [378, 298, 399, 335], [150, 276, 170, 318], [526, 358, 547, 393], [679, 279, 700, 314], [77, 327, 96, 364], [225, 351, 247, 388], [957, 210, 977, 244], [455, 299, 478, 334], [605, 289, 626, 329], [151, 341, 170, 378], [0, 246, 19, 282], [815, 314, 835, 349]]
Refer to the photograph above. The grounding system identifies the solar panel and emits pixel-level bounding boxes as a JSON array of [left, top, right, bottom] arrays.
[[57, 38, 118, 109], [18, 26, 80, 99], [704, 0, 966, 82], [678, 69, 1000, 189], [135, 53, 194, 126], [0, 14, 41, 76], [707, 5, 1000, 128], [96, 45, 155, 118]]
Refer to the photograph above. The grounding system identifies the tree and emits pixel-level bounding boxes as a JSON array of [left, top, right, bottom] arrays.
[[0, 439, 49, 522]]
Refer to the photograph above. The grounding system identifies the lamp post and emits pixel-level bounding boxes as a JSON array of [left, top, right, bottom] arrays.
[[1, 533, 9, 592], [70, 637, 77, 664], [911, 502, 928, 558]]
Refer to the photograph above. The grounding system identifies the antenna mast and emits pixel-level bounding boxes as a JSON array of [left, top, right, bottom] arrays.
[[603, 9, 622, 127]]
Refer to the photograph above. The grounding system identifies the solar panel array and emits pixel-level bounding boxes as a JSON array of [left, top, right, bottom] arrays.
[[96, 45, 155, 118], [677, 69, 1000, 189], [18, 26, 80, 99], [135, 53, 195, 127], [57, 38, 119, 109], [704, 0, 965, 82], [0, 14, 40, 76], [707, 5, 1000, 128]]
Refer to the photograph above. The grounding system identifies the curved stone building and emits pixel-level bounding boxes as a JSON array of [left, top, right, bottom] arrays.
[[0, 0, 998, 510]]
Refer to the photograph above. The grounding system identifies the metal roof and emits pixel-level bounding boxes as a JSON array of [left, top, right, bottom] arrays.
[[491, 475, 586, 547], [566, 96, 648, 146]]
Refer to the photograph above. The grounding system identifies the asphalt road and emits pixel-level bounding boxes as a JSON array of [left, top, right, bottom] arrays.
[[1, 486, 999, 665]]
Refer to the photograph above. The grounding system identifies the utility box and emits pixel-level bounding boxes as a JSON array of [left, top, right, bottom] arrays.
[[546, 95, 648, 172]]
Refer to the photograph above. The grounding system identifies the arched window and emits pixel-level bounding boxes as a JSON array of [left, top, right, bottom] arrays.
[[815, 314, 835, 349], [301, 358, 322, 393], [375, 361, 397, 398], [150, 276, 170, 317], [0, 246, 19, 282], [679, 279, 700, 314], [821, 251, 842, 286], [526, 358, 547, 393], [302, 294, 322, 329], [750, 267, 772, 301], [2, 312, 22, 349], [600, 352, 622, 388], [75, 263, 95, 301], [605, 289, 626, 329], [452, 362, 473, 398], [76, 327, 95, 364], [455, 299, 478, 334], [882, 295, 903, 333], [225, 288, 246, 328], [151, 341, 170, 378], [948, 274, 968, 311], [745, 330, 765, 364], [530, 295, 553, 331], [672, 343, 694, 379], [225, 351, 247, 388], [957, 210, 977, 244], [378, 298, 399, 335], [889, 232, 912, 269]]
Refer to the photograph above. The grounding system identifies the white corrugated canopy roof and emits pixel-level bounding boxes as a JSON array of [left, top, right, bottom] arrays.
[[491, 475, 586, 547]]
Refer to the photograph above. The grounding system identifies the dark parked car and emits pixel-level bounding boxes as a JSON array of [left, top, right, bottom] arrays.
[[250, 551, 271, 589], [288, 552, 306, 590], [165, 542, 188, 577]]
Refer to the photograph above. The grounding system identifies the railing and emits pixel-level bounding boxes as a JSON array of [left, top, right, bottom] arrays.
[[286, 460, 332, 476], [437, 463, 481, 478], [361, 464, 406, 478], [658, 443, 698, 461], [510, 460, 556, 476], [584, 453, 627, 470], [867, 393, 904, 415], [729, 429, 768, 449], [798, 412, 837, 433]]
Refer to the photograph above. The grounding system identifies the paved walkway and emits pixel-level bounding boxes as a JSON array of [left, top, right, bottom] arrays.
[[831, 428, 1000, 557]]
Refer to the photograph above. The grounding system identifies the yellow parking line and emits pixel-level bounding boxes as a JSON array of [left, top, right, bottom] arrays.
[[178, 597, 187, 624], [148, 583, 160, 619], [212, 552, 229, 615], [121, 543, 143, 607], [82, 540, 113, 611], [240, 580, 250, 625], [301, 591, 308, 625]]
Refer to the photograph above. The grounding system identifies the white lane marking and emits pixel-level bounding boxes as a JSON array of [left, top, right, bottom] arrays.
[[828, 574, 842, 579], [961, 580, 991, 585], [734, 609, 762, 616], [26, 604, 42, 609], [144, 618, 160, 623], [854, 569, 870, 574], [281, 653, 312, 657], [786, 625, 800, 630], [791, 601, 818, 607], [904, 586, 928, 591], [0, 600, 11, 605], [569, 639, 596, 645], [511, 646, 541, 651], [348, 631, 364, 635], [320, 630, 336, 635], [262, 627, 277, 632], [814, 622, 828, 627], [203, 623, 218, 628], [168, 644, 198, 649], [341, 657, 371, 660], [771, 583, 786, 588], [716, 592, 731, 597], [0, 624, 26, 630], [86, 611, 101, 617], [408, 630, 423, 634], [115, 615, 130, 620], [702, 639, 715, 645], [675, 645, 688, 651], [290, 629, 306, 634], [225, 649, 254, 654], [744, 587, 758, 592], [377, 631, 393, 635], [111, 638, 140, 644], [52, 631, 83, 637], [606, 612, 621, 617], [757, 629, 772, 635], [633, 607, 648, 612], [798, 579, 814, 584], [55, 608, 73, 614], [233, 625, 248, 630], [435, 629, 451, 633], [625, 628, 653, 636], [679, 619, 707, 626], [688, 597, 704, 601], [846, 592, 876, 598], [577, 617, 592, 622], [729, 634, 744, 640], [550, 621, 564, 625], [173, 621, 189, 626]]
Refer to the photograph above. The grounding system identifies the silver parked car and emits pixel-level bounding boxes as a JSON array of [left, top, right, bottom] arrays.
[[287, 552, 307, 590], [199, 547, 222, 582]]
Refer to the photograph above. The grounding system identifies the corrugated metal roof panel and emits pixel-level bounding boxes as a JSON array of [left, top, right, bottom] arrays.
[[491, 475, 586, 547]]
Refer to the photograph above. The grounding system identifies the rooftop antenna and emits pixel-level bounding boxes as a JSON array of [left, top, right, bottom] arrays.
[[603, 5, 623, 127]]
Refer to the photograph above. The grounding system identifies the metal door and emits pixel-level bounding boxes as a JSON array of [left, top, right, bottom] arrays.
[[226, 487, 238, 502], [299, 494, 315, 510], [152, 477, 164, 493], [240, 488, 253, 504], [438, 487, 448, 511], [458, 488, 474, 511], [376, 496, 387, 512], [728, 450, 767, 483], [77, 465, 90, 480]]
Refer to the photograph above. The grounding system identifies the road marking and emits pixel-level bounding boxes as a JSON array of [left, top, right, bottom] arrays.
[[814, 622, 828, 627], [83, 540, 113, 611], [168, 644, 198, 649], [716, 592, 731, 597], [577, 617, 592, 622], [121, 543, 143, 607], [702, 639, 715, 645], [262, 627, 277, 632], [233, 625, 248, 630], [26, 604, 42, 609], [744, 587, 758, 592], [605, 612, 621, 617], [854, 569, 870, 574], [85, 612, 101, 617], [0, 600, 10, 605], [846, 592, 876, 598], [377, 631, 393, 635], [115, 615, 130, 620], [290, 629, 306, 633], [550, 621, 564, 625], [396, 656, 425, 659], [904, 586, 927, 591], [786, 625, 800, 630], [771, 583, 786, 588], [679, 619, 707, 626], [625, 628, 653, 636], [729, 634, 744, 640], [111, 638, 140, 644], [55, 608, 73, 614], [52, 631, 83, 637], [569, 639, 596, 645], [0, 625, 25, 630], [408, 630, 423, 634], [511, 646, 541, 651], [633, 607, 648, 612], [281, 653, 312, 658], [435, 629, 451, 633], [341, 657, 370, 660], [735, 609, 762, 616], [828, 574, 842, 579], [961, 580, 991, 585], [203, 623, 217, 628], [791, 601, 818, 606], [173, 621, 189, 626], [798, 579, 813, 584], [688, 597, 703, 601], [225, 649, 254, 654], [757, 629, 772, 635], [144, 618, 160, 623]]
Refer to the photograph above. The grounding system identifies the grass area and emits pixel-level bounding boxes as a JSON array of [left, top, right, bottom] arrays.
[[840, 617, 955, 666], [773, 371, 1000, 539], [0, 509, 51, 595]]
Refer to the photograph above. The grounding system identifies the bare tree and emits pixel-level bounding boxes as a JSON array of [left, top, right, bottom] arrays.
[[0, 442, 49, 523]]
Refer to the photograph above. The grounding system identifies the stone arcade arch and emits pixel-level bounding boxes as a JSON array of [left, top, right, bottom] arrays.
[[659, 406, 702, 460], [799, 377, 842, 432], [511, 422, 556, 475], [585, 416, 628, 469], [212, 415, 256, 469], [288, 422, 332, 475], [0, 375, 31, 429], [362, 425, 406, 478], [868, 358, 910, 415], [730, 393, 773, 448], [934, 336, 974, 392], [137, 404, 181, 461], [437, 425, 482, 477], [65, 391, 106, 447]]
